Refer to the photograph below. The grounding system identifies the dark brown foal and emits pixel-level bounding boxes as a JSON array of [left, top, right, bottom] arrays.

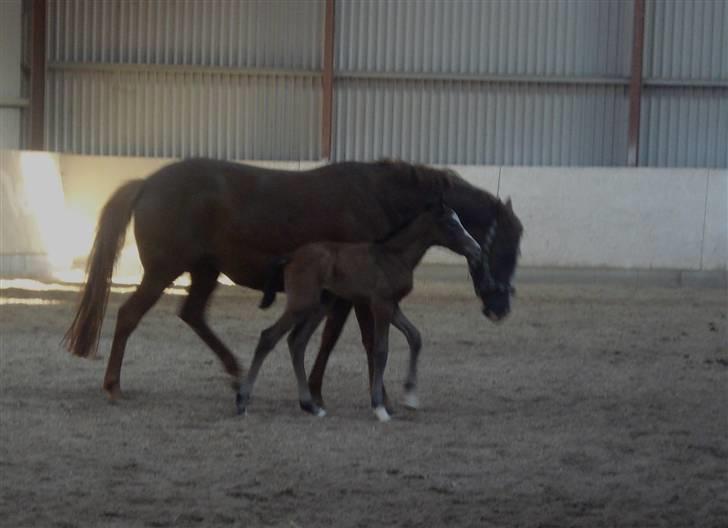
[[236, 201, 481, 421]]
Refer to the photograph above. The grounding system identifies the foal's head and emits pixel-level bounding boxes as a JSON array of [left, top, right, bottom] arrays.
[[417, 200, 482, 262]]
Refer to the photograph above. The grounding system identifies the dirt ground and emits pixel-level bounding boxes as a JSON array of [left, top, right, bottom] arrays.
[[1, 268, 726, 528]]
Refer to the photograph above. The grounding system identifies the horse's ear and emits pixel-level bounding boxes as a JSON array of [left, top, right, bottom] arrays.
[[505, 197, 513, 212]]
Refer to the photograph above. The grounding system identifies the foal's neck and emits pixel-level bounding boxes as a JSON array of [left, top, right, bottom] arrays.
[[378, 218, 436, 270]]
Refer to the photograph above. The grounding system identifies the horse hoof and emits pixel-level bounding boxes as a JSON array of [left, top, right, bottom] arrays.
[[236, 393, 249, 416], [103, 383, 121, 401], [373, 405, 391, 422], [403, 391, 419, 410], [300, 400, 327, 417], [311, 394, 325, 409]]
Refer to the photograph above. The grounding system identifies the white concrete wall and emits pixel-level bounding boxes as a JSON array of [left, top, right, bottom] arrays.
[[1, 152, 726, 277], [500, 167, 727, 271], [0, 0, 23, 149]]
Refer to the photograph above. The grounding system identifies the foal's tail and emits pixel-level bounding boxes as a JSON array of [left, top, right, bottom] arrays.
[[259, 256, 290, 309], [63, 179, 145, 358]]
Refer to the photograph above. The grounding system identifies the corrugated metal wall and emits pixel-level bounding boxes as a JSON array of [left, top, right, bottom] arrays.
[[40, 0, 727, 167], [641, 0, 728, 167], [45, 0, 323, 159], [0, 0, 24, 149], [48, 0, 322, 68], [46, 69, 320, 159], [335, 79, 628, 166], [336, 0, 633, 77], [333, 0, 633, 165]]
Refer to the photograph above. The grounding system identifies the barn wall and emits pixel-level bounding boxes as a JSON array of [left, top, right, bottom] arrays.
[[1, 152, 724, 278], [37, 0, 727, 167], [640, 0, 728, 168], [45, 0, 323, 160], [333, 0, 634, 165], [0, 0, 24, 149]]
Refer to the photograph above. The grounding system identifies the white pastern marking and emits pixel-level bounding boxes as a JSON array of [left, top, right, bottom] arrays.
[[403, 391, 420, 410], [373, 406, 391, 422], [315, 408, 327, 418]]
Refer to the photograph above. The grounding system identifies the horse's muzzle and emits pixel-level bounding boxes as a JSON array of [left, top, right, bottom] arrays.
[[483, 307, 508, 323]]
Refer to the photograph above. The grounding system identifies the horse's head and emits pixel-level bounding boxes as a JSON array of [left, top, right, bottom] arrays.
[[469, 198, 523, 322]]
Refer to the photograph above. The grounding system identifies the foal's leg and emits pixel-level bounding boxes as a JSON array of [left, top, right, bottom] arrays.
[[288, 308, 328, 416], [354, 303, 393, 413], [103, 270, 178, 400], [391, 305, 423, 410], [369, 302, 395, 422], [236, 310, 301, 415], [179, 264, 242, 390], [308, 298, 352, 408]]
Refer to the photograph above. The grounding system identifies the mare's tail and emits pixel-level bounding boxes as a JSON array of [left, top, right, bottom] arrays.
[[63, 179, 145, 357], [259, 256, 290, 309]]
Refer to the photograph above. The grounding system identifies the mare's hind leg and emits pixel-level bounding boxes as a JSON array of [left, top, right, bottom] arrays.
[[354, 303, 393, 414], [179, 264, 242, 389], [391, 305, 422, 410], [288, 309, 327, 416], [308, 298, 352, 408], [236, 311, 301, 415], [103, 271, 178, 400]]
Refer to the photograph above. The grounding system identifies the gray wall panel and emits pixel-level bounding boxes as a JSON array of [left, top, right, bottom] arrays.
[[644, 0, 727, 80], [1, 0, 23, 149], [640, 86, 728, 168], [336, 0, 633, 77], [48, 0, 323, 69], [46, 69, 320, 160], [333, 79, 628, 166], [45, 0, 323, 159]]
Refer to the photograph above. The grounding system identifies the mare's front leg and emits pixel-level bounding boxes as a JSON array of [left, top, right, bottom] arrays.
[[354, 303, 393, 414], [391, 305, 422, 410], [369, 302, 395, 422], [236, 311, 299, 415]]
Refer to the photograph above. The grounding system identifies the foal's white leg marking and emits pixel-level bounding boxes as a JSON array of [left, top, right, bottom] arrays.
[[403, 390, 419, 410], [373, 405, 391, 422], [314, 407, 327, 418]]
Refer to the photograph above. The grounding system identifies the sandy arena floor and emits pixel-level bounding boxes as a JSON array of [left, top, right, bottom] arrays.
[[1, 269, 726, 527]]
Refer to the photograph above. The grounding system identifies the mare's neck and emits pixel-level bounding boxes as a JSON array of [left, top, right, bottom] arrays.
[[378, 218, 435, 270]]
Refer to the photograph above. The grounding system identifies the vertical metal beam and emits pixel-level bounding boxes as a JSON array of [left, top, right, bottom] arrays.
[[29, 0, 47, 150], [627, 0, 646, 166], [321, 0, 335, 160]]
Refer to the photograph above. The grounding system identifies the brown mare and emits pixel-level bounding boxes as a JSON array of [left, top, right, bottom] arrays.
[[64, 158, 522, 409], [236, 201, 482, 421]]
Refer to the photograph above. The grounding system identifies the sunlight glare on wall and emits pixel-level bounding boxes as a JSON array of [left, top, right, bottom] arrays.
[[19, 152, 94, 278]]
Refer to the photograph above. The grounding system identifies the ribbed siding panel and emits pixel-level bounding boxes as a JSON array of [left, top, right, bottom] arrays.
[[46, 69, 321, 160], [644, 0, 727, 80], [640, 87, 728, 168], [333, 79, 628, 166], [336, 0, 633, 77], [48, 0, 323, 69]]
